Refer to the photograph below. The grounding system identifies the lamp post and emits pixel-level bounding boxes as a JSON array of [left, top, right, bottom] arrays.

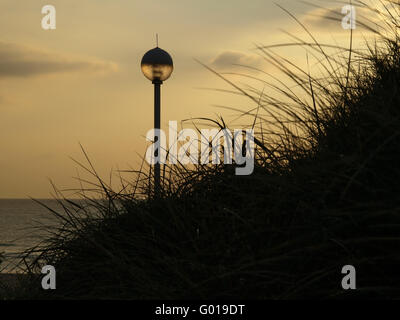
[[141, 46, 173, 197]]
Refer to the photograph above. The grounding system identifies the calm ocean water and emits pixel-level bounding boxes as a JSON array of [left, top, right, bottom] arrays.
[[0, 199, 59, 273]]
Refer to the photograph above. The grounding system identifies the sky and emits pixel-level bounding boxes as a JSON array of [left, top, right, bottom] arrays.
[[0, 0, 383, 198]]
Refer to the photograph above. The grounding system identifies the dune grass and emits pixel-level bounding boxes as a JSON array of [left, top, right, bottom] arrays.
[[10, 1, 400, 299]]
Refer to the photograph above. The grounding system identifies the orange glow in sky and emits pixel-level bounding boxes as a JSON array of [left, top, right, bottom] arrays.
[[0, 0, 379, 198]]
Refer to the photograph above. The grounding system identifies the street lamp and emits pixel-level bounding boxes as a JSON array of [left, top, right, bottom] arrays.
[[141, 46, 174, 197]]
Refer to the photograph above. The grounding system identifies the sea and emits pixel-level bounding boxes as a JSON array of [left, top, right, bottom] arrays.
[[0, 199, 60, 273]]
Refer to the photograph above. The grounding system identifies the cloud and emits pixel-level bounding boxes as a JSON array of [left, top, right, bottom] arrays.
[[0, 41, 118, 78], [301, 7, 347, 31], [211, 51, 264, 70], [300, 5, 382, 32]]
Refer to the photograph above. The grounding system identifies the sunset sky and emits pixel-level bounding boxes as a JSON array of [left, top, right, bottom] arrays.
[[0, 0, 380, 198]]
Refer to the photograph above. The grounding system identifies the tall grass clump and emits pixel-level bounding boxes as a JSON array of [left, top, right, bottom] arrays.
[[16, 1, 400, 299]]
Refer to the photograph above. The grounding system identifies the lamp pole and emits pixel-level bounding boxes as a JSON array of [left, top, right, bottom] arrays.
[[141, 45, 173, 198], [153, 79, 162, 197]]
